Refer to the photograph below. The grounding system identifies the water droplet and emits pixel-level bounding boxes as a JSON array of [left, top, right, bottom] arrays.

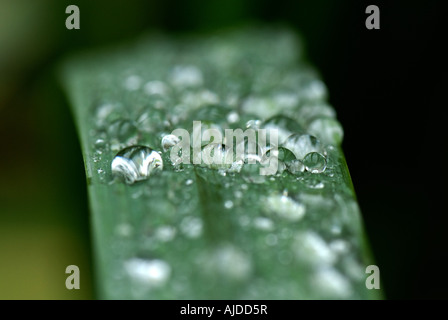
[[242, 96, 276, 119], [226, 111, 240, 124], [143, 80, 169, 96], [311, 267, 352, 298], [262, 115, 304, 144], [161, 134, 180, 152], [329, 240, 349, 255], [95, 103, 123, 126], [199, 143, 232, 170], [246, 119, 262, 130], [282, 133, 325, 160], [154, 226, 176, 242], [301, 80, 327, 101], [234, 190, 243, 198], [185, 179, 193, 186], [224, 200, 234, 209], [253, 217, 274, 231], [264, 194, 305, 222], [125, 258, 171, 286], [293, 231, 336, 265], [307, 116, 344, 145], [287, 159, 305, 174], [111, 146, 163, 184], [241, 161, 265, 184], [94, 138, 107, 150], [202, 245, 252, 281], [123, 75, 142, 91], [297, 102, 336, 123], [180, 216, 203, 238], [303, 152, 327, 173], [108, 119, 139, 151], [307, 180, 325, 189], [272, 91, 300, 109], [170, 65, 203, 87]]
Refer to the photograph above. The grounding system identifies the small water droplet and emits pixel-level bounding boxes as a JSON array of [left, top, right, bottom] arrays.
[[123, 75, 142, 91], [154, 226, 176, 242], [253, 217, 274, 231], [185, 179, 194, 186], [170, 65, 203, 87], [264, 194, 305, 221], [180, 216, 203, 238], [307, 116, 344, 146], [297, 102, 335, 123], [161, 134, 180, 152], [111, 146, 163, 184], [303, 152, 327, 173], [329, 239, 349, 255], [224, 200, 234, 209], [143, 80, 169, 96], [282, 133, 325, 160], [308, 180, 325, 189], [302, 79, 327, 101], [202, 245, 252, 281], [311, 267, 352, 298], [287, 159, 305, 174], [242, 96, 276, 119], [108, 119, 139, 151], [226, 111, 240, 124], [234, 190, 243, 198], [124, 258, 171, 286], [245, 119, 262, 130], [262, 115, 304, 144], [294, 231, 336, 265], [94, 138, 107, 150], [199, 143, 232, 170]]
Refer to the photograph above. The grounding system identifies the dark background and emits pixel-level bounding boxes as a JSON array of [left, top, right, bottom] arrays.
[[0, 0, 444, 299]]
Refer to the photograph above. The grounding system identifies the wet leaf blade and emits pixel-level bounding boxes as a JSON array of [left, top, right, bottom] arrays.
[[61, 27, 382, 299]]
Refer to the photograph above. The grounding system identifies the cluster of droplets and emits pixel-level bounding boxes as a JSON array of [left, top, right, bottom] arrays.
[[82, 28, 370, 299]]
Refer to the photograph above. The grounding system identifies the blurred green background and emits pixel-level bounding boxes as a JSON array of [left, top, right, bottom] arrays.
[[0, 0, 443, 299]]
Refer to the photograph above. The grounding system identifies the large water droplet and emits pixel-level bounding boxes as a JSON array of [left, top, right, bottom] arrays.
[[307, 116, 344, 145], [111, 146, 163, 184], [303, 152, 327, 173], [282, 133, 325, 160]]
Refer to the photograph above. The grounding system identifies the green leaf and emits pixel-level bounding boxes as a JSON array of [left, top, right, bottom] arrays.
[[61, 26, 382, 299]]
